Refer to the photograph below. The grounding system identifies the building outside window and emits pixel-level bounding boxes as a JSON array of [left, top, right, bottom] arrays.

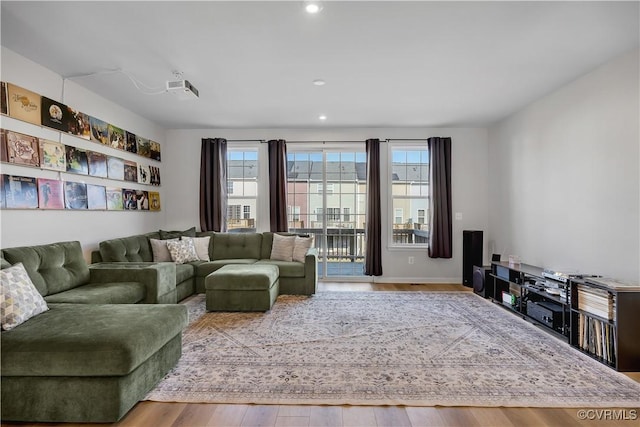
[[227, 149, 258, 232]]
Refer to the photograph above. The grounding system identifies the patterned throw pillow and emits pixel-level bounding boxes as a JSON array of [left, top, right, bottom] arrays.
[[0, 263, 49, 331], [270, 234, 296, 262], [292, 235, 314, 263], [166, 239, 200, 264], [181, 236, 211, 261], [149, 238, 178, 262]]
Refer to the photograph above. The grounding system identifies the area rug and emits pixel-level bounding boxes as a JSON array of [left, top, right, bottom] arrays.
[[145, 292, 640, 407]]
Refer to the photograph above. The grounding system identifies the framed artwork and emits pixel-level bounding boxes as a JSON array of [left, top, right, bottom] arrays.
[[37, 178, 64, 209], [1, 82, 7, 116], [7, 83, 41, 126], [87, 184, 107, 210], [106, 187, 124, 210], [6, 130, 39, 167], [39, 139, 66, 171], [41, 96, 69, 132], [65, 146, 89, 174], [136, 136, 150, 158], [123, 160, 138, 182], [64, 181, 88, 210], [150, 141, 161, 161], [148, 191, 161, 211], [87, 151, 108, 178], [108, 124, 125, 150], [4, 175, 38, 209], [107, 156, 124, 181], [125, 131, 137, 154], [90, 116, 109, 145], [67, 108, 91, 140], [122, 188, 138, 210]]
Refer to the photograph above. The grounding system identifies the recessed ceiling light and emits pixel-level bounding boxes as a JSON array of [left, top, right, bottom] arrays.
[[318, 115, 327, 121], [312, 79, 326, 86], [305, 2, 322, 14]]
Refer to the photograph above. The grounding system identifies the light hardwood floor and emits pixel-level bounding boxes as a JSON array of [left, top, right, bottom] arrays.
[[3, 283, 639, 427]]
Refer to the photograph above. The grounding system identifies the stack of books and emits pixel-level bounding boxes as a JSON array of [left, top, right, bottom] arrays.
[[577, 285, 614, 320]]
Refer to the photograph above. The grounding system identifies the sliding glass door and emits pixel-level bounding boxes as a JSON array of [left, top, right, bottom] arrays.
[[287, 149, 367, 278]]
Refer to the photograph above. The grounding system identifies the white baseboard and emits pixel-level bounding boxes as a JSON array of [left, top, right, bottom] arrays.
[[371, 277, 462, 284]]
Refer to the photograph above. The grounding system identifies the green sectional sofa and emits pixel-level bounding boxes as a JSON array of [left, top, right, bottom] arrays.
[[0, 241, 188, 423], [93, 229, 318, 301]]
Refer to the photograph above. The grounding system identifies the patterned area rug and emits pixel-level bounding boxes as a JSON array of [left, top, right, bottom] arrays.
[[145, 292, 640, 407]]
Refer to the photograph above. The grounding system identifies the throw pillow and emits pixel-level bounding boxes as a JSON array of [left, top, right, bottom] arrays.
[[181, 236, 211, 261], [292, 235, 314, 263], [149, 238, 178, 262], [159, 226, 197, 240], [270, 234, 296, 262], [166, 239, 200, 264], [0, 263, 49, 331]]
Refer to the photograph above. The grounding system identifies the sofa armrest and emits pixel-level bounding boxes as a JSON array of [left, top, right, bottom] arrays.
[[89, 262, 177, 304], [304, 248, 318, 295]]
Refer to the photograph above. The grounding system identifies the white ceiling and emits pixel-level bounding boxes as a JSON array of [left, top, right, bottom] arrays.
[[1, 1, 638, 130]]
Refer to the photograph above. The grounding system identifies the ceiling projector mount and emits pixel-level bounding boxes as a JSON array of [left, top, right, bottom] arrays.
[[166, 71, 199, 100]]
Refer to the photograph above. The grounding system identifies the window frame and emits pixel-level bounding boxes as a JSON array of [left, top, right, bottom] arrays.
[[226, 147, 259, 232]]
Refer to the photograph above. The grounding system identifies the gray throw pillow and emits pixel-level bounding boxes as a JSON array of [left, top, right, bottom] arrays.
[[0, 263, 49, 330], [292, 236, 314, 263], [270, 234, 296, 262], [150, 238, 178, 262]]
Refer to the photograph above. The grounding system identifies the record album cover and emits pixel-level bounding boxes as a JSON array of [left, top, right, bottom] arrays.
[[123, 160, 138, 182], [136, 190, 149, 210], [148, 191, 161, 211], [64, 181, 88, 210], [87, 184, 107, 210], [106, 187, 124, 210], [137, 163, 151, 184], [39, 139, 66, 171], [122, 188, 138, 210], [107, 156, 125, 181], [0, 174, 5, 208], [7, 83, 41, 126], [87, 151, 108, 178], [108, 124, 125, 150], [1, 82, 8, 116], [65, 146, 89, 174], [67, 108, 91, 140], [125, 131, 137, 154], [4, 174, 38, 209], [150, 140, 161, 161], [6, 130, 39, 167], [0, 129, 8, 163], [37, 178, 64, 209], [149, 165, 161, 186], [41, 96, 69, 132], [90, 116, 109, 145], [136, 136, 150, 158]]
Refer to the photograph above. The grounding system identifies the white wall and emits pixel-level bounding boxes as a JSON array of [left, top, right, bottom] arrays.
[[0, 48, 167, 260], [164, 127, 489, 283], [488, 48, 639, 282]]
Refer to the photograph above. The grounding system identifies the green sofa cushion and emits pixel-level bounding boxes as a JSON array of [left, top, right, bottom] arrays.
[[43, 282, 145, 304], [206, 264, 279, 291], [1, 241, 89, 296], [159, 227, 196, 240], [99, 235, 154, 263], [1, 303, 187, 377], [255, 259, 305, 278], [176, 263, 196, 284], [196, 259, 258, 277], [212, 233, 262, 260]]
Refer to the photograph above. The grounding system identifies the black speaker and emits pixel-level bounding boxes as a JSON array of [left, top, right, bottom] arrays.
[[473, 265, 493, 298], [462, 230, 483, 287]]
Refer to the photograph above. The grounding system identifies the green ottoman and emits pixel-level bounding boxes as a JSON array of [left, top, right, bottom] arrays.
[[205, 264, 279, 312]]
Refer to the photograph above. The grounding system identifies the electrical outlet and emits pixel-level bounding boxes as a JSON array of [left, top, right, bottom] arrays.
[[408, 256, 415, 264]]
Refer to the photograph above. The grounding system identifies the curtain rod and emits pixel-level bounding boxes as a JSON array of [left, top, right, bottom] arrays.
[[227, 139, 266, 142], [283, 140, 386, 144]]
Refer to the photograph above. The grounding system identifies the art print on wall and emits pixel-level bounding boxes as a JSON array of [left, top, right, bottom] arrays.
[[122, 188, 138, 210], [67, 108, 91, 140], [107, 156, 125, 181], [1, 82, 8, 116], [125, 131, 137, 154], [86, 184, 107, 210], [40, 96, 69, 132], [64, 181, 88, 210], [87, 151, 108, 178], [136, 190, 149, 210], [90, 116, 109, 145], [0, 129, 8, 163], [148, 191, 161, 211], [3, 175, 38, 209], [37, 178, 64, 209], [136, 136, 150, 158], [106, 187, 124, 210], [150, 141, 161, 161], [7, 83, 41, 126], [149, 165, 161, 186], [137, 163, 151, 184], [65, 146, 89, 174], [123, 160, 138, 182], [39, 139, 66, 171], [6, 130, 39, 167], [108, 124, 125, 150]]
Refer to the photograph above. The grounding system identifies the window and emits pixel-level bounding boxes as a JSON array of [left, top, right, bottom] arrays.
[[390, 147, 429, 246], [317, 183, 334, 194], [343, 207, 350, 222], [227, 149, 258, 231], [327, 208, 341, 221]]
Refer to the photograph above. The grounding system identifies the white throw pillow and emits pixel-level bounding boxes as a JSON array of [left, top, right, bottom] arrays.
[[0, 263, 49, 331], [150, 238, 178, 262], [166, 239, 200, 264], [270, 234, 296, 262], [181, 236, 211, 261], [292, 235, 314, 263]]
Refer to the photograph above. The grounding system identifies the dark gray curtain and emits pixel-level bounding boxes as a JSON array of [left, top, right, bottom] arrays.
[[268, 139, 288, 232], [199, 138, 227, 232], [364, 138, 382, 276], [428, 136, 452, 258]]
